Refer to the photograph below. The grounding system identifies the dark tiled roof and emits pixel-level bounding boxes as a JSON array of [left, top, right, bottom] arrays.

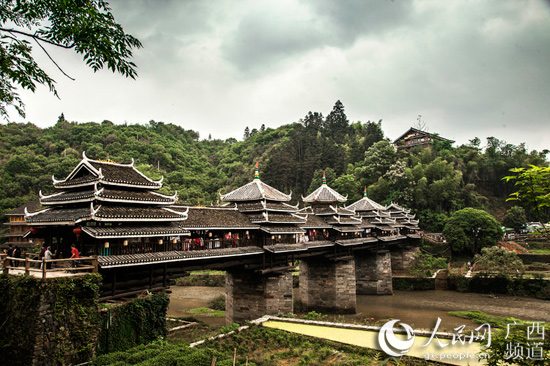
[[178, 206, 258, 229], [311, 206, 336, 215], [265, 202, 299, 212], [89, 160, 162, 188], [6, 200, 42, 215], [303, 184, 347, 203], [221, 180, 291, 202], [26, 206, 92, 224], [266, 213, 307, 224], [97, 247, 264, 268], [54, 158, 162, 189], [336, 238, 372, 246], [54, 173, 99, 188], [97, 188, 176, 204], [300, 214, 331, 229], [303, 241, 334, 249], [236, 201, 298, 212], [385, 203, 411, 214], [237, 202, 265, 212], [327, 216, 362, 225], [346, 196, 385, 212], [336, 207, 355, 216], [359, 218, 377, 228], [41, 190, 95, 204], [93, 205, 186, 221], [332, 225, 361, 232], [264, 244, 308, 253], [82, 223, 190, 238], [260, 225, 305, 234]]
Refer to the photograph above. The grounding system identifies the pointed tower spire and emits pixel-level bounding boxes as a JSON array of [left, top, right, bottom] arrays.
[[364, 186, 367, 197], [322, 170, 327, 185], [254, 161, 260, 181]]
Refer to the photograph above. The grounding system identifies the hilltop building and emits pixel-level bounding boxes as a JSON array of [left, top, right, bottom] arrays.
[[393, 127, 454, 149]]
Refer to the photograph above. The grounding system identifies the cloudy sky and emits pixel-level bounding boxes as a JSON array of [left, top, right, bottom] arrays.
[[9, 0, 550, 151]]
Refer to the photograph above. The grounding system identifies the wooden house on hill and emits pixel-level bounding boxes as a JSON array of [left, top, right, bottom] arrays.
[[393, 127, 454, 149]]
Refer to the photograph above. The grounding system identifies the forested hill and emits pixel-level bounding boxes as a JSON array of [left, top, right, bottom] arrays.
[[0, 101, 547, 231]]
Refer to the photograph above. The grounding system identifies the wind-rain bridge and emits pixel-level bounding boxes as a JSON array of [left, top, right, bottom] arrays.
[[13, 153, 420, 323]]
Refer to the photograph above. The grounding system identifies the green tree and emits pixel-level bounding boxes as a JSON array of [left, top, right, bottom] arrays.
[[442, 208, 503, 255], [503, 165, 550, 226], [473, 246, 525, 277], [360, 140, 397, 185], [502, 206, 527, 233], [323, 100, 348, 141], [0, 0, 142, 117]]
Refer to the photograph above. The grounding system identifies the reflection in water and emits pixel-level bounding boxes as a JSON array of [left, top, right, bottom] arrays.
[[169, 286, 550, 330]]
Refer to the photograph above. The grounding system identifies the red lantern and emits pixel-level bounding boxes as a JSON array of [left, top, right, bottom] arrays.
[[73, 227, 82, 238], [30, 228, 39, 235]]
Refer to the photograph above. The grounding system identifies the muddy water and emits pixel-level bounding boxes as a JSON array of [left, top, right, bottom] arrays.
[[351, 290, 550, 331], [168, 286, 226, 326], [169, 286, 550, 330]]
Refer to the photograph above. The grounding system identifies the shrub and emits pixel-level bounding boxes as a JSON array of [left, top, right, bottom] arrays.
[[207, 294, 226, 311]]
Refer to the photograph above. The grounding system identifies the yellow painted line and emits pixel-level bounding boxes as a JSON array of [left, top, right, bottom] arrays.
[[263, 320, 488, 366]]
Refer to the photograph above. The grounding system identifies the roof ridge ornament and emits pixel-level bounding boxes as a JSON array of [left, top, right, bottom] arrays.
[[82, 151, 88, 160], [254, 161, 260, 181], [322, 170, 327, 185], [52, 175, 63, 184], [364, 186, 367, 198]]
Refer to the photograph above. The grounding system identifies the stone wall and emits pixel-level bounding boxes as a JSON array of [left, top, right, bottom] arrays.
[[299, 257, 356, 313], [225, 270, 293, 324], [390, 246, 419, 272], [355, 250, 393, 295]]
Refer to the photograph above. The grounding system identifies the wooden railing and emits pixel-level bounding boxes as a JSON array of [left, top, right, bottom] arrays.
[[2, 255, 98, 279]]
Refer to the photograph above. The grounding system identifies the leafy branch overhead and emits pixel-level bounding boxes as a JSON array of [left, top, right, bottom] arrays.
[[0, 0, 142, 118]]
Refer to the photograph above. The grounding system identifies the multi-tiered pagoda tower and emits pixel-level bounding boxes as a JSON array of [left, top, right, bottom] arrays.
[[301, 172, 361, 241], [220, 163, 306, 247], [26, 152, 189, 257]]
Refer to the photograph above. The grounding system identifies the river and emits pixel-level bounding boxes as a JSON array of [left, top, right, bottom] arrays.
[[168, 286, 550, 330]]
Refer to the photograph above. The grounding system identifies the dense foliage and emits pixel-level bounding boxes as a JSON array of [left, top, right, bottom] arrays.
[[0, 274, 101, 366], [98, 293, 169, 355], [473, 246, 525, 276], [0, 101, 547, 235], [442, 208, 503, 255]]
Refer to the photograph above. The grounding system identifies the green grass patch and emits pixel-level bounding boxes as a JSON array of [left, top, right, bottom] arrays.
[[448, 310, 524, 329], [530, 248, 550, 254], [187, 307, 225, 317], [188, 270, 225, 275]]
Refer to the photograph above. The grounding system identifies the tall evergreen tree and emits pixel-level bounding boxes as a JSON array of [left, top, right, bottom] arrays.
[[324, 100, 349, 141]]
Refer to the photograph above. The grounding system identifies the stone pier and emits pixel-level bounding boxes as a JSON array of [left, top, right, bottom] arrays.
[[299, 257, 356, 313], [225, 269, 293, 324], [355, 250, 393, 295], [390, 246, 419, 272]]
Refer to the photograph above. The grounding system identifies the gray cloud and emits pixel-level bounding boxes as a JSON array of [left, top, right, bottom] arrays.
[[8, 0, 550, 152]]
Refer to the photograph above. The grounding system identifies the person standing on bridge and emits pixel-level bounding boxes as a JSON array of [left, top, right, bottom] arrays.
[[44, 246, 53, 270], [70, 244, 80, 268]]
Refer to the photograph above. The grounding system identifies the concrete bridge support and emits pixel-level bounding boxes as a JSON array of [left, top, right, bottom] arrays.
[[391, 246, 420, 273], [355, 250, 393, 295], [299, 257, 356, 314], [225, 269, 293, 324]]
